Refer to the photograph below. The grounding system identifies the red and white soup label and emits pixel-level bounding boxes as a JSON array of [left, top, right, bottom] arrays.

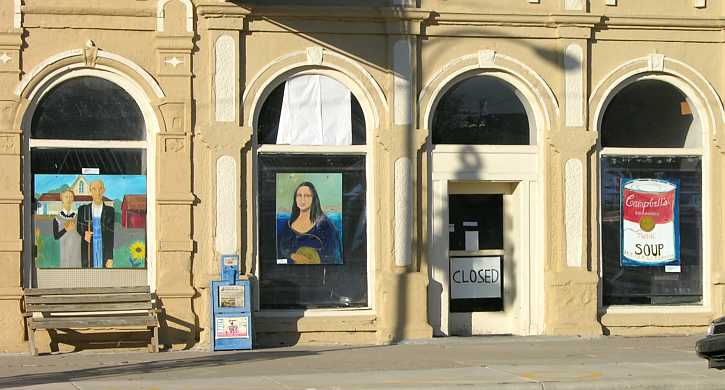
[[622, 179, 677, 264]]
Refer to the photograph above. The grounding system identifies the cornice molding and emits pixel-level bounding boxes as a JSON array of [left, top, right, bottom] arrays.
[[22, 4, 154, 17]]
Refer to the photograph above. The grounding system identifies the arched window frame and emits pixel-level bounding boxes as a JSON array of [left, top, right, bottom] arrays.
[[426, 70, 542, 151], [251, 68, 376, 311], [597, 73, 711, 310], [21, 68, 159, 289]]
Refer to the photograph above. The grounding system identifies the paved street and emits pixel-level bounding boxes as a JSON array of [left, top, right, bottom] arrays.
[[0, 335, 721, 389]]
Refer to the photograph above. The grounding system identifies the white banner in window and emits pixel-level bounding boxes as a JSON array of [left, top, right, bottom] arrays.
[[276, 75, 352, 146]]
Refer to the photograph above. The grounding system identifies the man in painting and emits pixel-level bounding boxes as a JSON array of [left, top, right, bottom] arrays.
[[77, 179, 115, 268], [277, 181, 342, 264]]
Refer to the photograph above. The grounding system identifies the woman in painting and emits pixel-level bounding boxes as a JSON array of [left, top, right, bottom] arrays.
[[277, 181, 342, 264], [53, 189, 82, 268]]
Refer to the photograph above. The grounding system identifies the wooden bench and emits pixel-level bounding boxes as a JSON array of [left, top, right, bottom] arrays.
[[23, 286, 160, 355]]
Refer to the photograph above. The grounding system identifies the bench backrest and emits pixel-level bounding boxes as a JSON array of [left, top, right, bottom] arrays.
[[24, 286, 156, 315]]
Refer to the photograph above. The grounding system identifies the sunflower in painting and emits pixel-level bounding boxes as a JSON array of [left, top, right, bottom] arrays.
[[129, 241, 146, 261]]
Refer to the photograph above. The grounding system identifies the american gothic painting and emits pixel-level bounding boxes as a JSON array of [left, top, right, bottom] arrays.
[[33, 174, 147, 269]]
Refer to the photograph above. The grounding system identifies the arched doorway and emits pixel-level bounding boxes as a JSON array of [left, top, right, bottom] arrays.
[[427, 73, 543, 336]]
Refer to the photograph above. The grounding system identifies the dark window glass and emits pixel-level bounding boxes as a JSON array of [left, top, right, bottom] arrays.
[[432, 76, 530, 145], [602, 80, 695, 148], [258, 154, 367, 309], [31, 148, 146, 175], [600, 156, 702, 305], [31, 76, 145, 141], [448, 194, 503, 251], [257, 82, 366, 145]]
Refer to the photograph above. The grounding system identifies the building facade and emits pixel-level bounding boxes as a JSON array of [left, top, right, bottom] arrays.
[[0, 0, 723, 352]]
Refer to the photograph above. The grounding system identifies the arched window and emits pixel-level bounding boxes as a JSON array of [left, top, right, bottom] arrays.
[[432, 76, 534, 145], [27, 76, 149, 283], [599, 78, 703, 306], [255, 74, 369, 309]]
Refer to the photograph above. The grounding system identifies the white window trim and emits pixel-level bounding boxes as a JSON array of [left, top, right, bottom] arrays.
[[29, 140, 148, 149], [597, 75, 711, 315], [252, 73, 376, 315]]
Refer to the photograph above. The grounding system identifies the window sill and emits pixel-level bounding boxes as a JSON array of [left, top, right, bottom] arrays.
[[254, 309, 376, 333], [601, 306, 712, 327], [431, 144, 537, 154], [255, 307, 374, 317]]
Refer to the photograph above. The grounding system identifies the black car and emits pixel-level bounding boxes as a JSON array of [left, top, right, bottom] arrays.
[[696, 316, 725, 369]]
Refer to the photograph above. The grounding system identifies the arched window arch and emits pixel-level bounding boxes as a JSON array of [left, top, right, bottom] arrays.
[[26, 74, 151, 285], [254, 73, 370, 310], [599, 76, 704, 306], [431, 75, 535, 145]]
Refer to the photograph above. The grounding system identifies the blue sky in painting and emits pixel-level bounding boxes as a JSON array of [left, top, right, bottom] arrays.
[[34, 174, 147, 201]]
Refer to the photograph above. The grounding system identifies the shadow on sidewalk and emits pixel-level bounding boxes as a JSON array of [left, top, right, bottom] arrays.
[[0, 349, 317, 389]]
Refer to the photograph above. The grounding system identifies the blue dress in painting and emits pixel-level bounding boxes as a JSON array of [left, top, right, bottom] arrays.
[[277, 216, 342, 264]]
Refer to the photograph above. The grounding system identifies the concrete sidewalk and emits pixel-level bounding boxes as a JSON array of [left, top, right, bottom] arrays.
[[0, 335, 721, 389]]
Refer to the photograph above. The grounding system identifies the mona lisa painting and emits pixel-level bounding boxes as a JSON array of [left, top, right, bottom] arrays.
[[275, 173, 343, 265]]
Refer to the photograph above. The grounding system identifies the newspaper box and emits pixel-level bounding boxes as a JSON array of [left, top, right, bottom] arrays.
[[211, 255, 252, 350]]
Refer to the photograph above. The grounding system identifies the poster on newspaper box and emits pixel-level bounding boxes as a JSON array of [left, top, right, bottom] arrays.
[[215, 316, 249, 339]]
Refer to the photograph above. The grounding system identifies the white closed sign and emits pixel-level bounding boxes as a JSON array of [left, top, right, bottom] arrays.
[[450, 256, 502, 299]]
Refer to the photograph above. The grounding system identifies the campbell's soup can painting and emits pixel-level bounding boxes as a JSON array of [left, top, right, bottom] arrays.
[[621, 178, 680, 266]]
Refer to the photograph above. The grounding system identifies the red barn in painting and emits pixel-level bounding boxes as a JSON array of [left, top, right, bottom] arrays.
[[121, 195, 146, 228]]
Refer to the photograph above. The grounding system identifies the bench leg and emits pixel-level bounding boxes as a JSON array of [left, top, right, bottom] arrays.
[[26, 322, 37, 356], [148, 326, 159, 353]]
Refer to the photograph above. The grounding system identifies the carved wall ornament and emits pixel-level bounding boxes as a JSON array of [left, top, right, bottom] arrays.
[[164, 138, 185, 153], [164, 57, 184, 68], [564, 0, 585, 10], [0, 136, 17, 154], [394, 38, 413, 126], [478, 50, 496, 67], [14, 0, 21, 29], [83, 40, 98, 68], [564, 43, 584, 128], [215, 35, 236, 123], [157, 0, 194, 33], [648, 54, 665, 72], [565, 158, 584, 268], [306, 47, 324, 65]]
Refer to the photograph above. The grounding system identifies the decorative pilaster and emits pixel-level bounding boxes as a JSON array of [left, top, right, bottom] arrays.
[[195, 5, 249, 349], [376, 8, 432, 343], [199, 7, 248, 275], [154, 0, 196, 349], [542, 22, 601, 336], [0, 2, 24, 352]]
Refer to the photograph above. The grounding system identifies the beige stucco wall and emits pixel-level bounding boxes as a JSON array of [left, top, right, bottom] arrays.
[[0, 1, 722, 352]]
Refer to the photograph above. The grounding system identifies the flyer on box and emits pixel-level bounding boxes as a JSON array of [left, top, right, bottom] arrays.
[[215, 316, 249, 339], [620, 178, 680, 267]]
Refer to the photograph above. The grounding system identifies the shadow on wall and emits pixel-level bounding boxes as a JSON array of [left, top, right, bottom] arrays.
[[158, 299, 199, 350], [227, 6, 581, 341]]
